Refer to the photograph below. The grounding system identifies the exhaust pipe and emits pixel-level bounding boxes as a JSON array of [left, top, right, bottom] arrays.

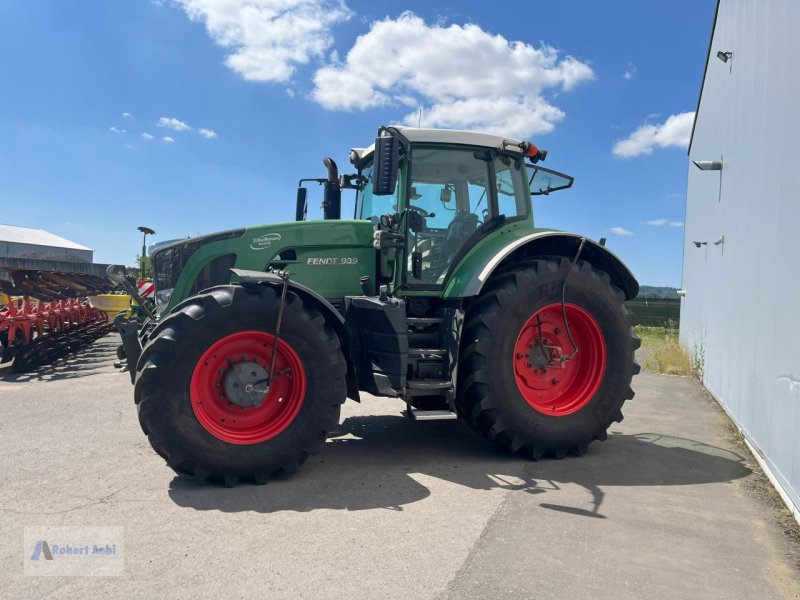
[[322, 157, 341, 220]]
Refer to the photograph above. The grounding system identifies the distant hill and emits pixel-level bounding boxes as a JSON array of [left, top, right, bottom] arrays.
[[638, 285, 679, 299]]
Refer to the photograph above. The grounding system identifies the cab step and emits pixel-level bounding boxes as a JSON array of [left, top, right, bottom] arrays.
[[404, 408, 458, 421], [406, 379, 452, 390], [407, 317, 442, 326], [408, 348, 448, 358]]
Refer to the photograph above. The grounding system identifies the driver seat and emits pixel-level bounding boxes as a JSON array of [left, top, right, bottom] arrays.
[[435, 211, 479, 279]]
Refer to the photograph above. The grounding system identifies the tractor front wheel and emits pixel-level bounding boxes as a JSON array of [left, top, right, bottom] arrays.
[[456, 258, 640, 459], [134, 284, 347, 485]]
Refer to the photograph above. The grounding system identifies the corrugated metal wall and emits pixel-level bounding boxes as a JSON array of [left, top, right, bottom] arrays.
[[0, 242, 92, 263], [681, 0, 800, 513]]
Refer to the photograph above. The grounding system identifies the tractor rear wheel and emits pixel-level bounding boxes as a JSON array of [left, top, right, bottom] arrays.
[[134, 284, 347, 485], [456, 258, 640, 459]]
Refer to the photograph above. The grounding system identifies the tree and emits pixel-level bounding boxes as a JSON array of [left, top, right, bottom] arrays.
[[126, 254, 152, 281]]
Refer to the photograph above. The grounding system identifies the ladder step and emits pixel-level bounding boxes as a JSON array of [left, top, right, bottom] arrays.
[[407, 380, 452, 390], [407, 317, 441, 325], [405, 409, 458, 421], [409, 348, 447, 357]]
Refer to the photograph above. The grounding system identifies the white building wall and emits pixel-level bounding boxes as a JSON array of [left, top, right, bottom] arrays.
[[682, 0, 800, 514]]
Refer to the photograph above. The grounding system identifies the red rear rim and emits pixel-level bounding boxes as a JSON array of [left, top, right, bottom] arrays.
[[190, 330, 306, 444], [513, 303, 606, 416]]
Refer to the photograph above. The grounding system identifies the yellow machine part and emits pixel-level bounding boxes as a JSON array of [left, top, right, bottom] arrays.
[[88, 294, 132, 321]]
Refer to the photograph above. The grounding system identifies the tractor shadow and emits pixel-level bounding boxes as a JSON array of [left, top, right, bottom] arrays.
[[168, 415, 752, 516]]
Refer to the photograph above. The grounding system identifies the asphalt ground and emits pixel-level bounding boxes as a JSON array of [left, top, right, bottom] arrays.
[[1, 334, 799, 599]]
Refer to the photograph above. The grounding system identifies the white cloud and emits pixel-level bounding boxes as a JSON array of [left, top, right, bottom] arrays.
[[646, 218, 684, 227], [285, 88, 296, 98], [609, 226, 634, 236], [162, 136, 175, 143], [141, 133, 155, 140], [158, 117, 191, 131], [612, 111, 695, 158], [197, 127, 218, 139], [623, 63, 636, 80], [173, 0, 352, 82], [109, 126, 126, 134], [311, 12, 594, 138], [122, 112, 133, 118]]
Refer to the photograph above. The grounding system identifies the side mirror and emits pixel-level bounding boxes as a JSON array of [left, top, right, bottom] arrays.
[[373, 135, 399, 196], [295, 187, 307, 221]]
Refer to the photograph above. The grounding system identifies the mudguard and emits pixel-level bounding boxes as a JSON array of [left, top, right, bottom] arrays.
[[230, 268, 361, 401], [451, 231, 639, 300]]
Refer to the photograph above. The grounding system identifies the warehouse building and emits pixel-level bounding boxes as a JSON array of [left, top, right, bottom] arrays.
[[681, 0, 800, 520], [0, 224, 93, 263]]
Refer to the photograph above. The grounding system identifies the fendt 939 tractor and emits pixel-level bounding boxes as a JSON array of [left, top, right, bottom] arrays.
[[110, 126, 640, 486]]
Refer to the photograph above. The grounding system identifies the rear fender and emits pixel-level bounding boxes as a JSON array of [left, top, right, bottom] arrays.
[[231, 269, 361, 401], [457, 232, 639, 300]]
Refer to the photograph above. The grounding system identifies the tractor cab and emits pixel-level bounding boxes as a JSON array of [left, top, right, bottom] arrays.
[[348, 126, 573, 293]]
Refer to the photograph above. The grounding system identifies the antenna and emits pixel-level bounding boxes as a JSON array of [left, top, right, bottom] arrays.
[[418, 106, 422, 128]]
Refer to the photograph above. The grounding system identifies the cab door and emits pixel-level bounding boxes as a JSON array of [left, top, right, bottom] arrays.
[[404, 146, 490, 288], [403, 146, 529, 290]]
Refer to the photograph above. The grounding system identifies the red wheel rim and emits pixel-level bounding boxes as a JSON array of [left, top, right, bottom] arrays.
[[513, 303, 606, 416], [190, 330, 306, 444]]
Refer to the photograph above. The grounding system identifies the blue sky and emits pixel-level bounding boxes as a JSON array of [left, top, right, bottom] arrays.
[[0, 0, 716, 286]]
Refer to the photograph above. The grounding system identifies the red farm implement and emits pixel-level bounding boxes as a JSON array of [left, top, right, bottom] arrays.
[[0, 266, 117, 375]]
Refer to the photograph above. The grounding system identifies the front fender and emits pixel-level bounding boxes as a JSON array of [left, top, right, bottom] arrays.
[[230, 269, 361, 401], [446, 231, 639, 300]]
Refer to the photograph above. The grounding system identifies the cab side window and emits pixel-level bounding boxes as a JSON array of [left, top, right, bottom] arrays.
[[494, 155, 528, 219]]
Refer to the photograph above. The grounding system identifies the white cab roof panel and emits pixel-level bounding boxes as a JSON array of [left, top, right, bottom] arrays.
[[351, 126, 526, 163]]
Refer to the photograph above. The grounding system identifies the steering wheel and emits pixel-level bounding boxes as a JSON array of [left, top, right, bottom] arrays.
[[406, 205, 432, 218]]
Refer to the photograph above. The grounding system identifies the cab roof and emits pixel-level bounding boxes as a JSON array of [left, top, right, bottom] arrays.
[[350, 126, 526, 164]]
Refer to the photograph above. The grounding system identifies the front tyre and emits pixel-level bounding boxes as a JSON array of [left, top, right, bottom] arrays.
[[456, 258, 640, 459], [134, 284, 347, 485]]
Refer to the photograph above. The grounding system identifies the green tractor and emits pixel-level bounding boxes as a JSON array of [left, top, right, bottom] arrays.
[[112, 126, 640, 486]]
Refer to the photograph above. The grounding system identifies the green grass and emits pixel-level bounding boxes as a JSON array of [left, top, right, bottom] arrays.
[[634, 326, 694, 376]]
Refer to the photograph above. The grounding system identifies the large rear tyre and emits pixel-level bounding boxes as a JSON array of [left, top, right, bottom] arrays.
[[456, 258, 640, 459], [134, 284, 347, 485]]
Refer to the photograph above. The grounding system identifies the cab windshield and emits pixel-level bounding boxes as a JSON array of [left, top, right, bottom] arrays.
[[355, 162, 398, 221]]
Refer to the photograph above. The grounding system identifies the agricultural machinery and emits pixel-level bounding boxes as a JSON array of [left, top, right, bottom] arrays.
[[112, 126, 641, 486], [0, 268, 116, 374]]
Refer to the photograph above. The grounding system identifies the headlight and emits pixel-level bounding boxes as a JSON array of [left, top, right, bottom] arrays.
[[155, 288, 173, 314]]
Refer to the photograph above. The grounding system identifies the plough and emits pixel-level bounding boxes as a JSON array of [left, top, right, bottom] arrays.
[[0, 268, 117, 375]]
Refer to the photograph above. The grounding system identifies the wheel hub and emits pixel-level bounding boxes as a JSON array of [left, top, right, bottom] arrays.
[[528, 341, 556, 368], [223, 361, 269, 408]]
